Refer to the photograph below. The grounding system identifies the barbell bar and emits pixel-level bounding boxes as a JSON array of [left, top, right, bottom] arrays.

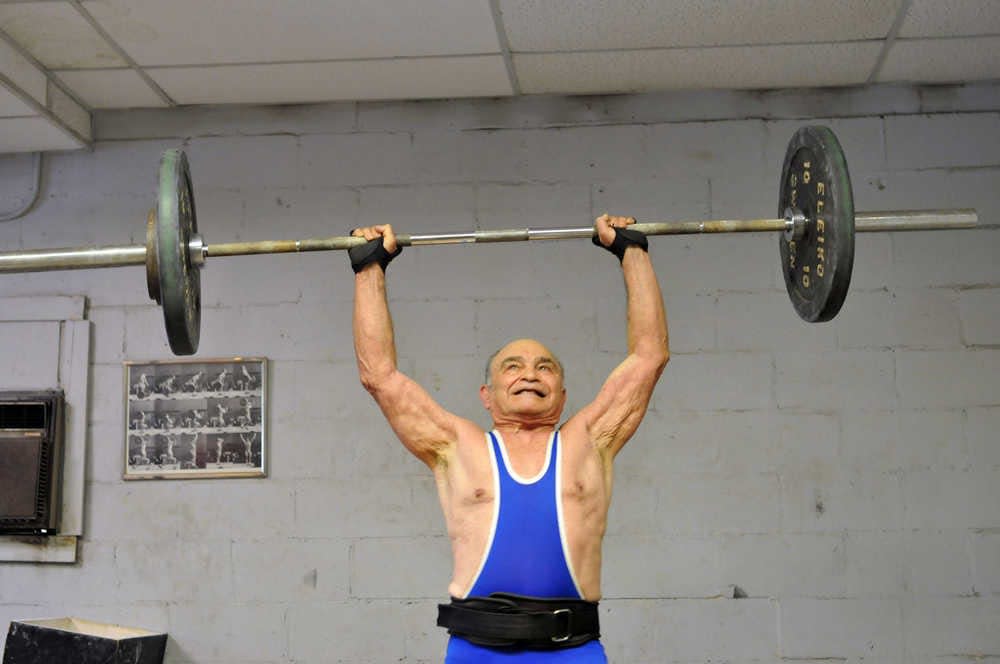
[[0, 126, 980, 355], [0, 209, 976, 272]]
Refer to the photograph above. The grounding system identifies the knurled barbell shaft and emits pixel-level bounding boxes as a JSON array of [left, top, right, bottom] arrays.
[[0, 209, 978, 274]]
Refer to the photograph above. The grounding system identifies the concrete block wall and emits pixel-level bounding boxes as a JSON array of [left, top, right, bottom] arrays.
[[0, 83, 998, 663]]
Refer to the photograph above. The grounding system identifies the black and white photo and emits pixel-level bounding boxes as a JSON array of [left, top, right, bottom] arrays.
[[124, 358, 267, 479]]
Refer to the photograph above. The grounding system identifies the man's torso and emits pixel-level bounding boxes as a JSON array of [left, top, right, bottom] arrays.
[[435, 421, 612, 600]]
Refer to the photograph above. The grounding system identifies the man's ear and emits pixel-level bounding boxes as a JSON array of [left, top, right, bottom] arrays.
[[479, 384, 493, 411]]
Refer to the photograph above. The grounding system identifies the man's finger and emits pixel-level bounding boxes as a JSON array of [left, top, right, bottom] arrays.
[[595, 213, 616, 247], [380, 224, 398, 254]]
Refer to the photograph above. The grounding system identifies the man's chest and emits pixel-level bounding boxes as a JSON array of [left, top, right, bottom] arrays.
[[443, 434, 609, 512]]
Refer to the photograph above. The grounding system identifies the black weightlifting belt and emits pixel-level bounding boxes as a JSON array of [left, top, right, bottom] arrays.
[[437, 593, 600, 649]]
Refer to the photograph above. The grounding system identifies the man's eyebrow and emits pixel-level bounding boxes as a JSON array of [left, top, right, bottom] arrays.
[[499, 355, 525, 365]]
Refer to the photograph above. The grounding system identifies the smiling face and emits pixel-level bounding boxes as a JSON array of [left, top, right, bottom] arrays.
[[479, 338, 567, 427]]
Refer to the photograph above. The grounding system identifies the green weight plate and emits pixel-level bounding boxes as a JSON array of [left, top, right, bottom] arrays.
[[156, 149, 201, 355], [778, 126, 855, 323]]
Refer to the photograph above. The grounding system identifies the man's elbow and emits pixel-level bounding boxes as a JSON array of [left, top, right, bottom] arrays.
[[656, 348, 670, 372], [358, 366, 397, 396], [637, 340, 670, 373]]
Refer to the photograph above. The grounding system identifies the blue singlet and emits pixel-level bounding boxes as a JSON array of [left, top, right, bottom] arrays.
[[444, 430, 608, 663]]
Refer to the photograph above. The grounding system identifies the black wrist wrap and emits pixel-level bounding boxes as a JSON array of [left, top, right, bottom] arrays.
[[592, 226, 648, 262], [349, 236, 402, 274]]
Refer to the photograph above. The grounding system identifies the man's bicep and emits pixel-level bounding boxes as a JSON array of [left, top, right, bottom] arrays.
[[575, 355, 664, 454], [367, 370, 464, 465]]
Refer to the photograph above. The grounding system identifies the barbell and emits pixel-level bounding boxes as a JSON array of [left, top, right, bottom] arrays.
[[0, 126, 979, 355]]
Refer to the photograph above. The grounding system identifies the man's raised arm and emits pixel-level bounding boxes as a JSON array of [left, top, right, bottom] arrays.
[[569, 214, 670, 456], [351, 224, 464, 466]]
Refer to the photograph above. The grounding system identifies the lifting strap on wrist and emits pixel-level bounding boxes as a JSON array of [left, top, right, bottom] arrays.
[[348, 236, 402, 274], [437, 593, 600, 650], [592, 226, 648, 262]]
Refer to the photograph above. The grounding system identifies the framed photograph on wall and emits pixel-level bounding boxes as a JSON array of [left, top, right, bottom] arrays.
[[123, 357, 267, 480]]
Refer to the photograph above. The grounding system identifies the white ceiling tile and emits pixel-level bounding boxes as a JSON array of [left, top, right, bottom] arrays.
[[0, 116, 87, 152], [500, 0, 902, 50], [83, 0, 501, 66], [515, 43, 882, 94], [0, 1, 124, 68], [898, 0, 1000, 38], [148, 57, 513, 106], [0, 30, 47, 106], [54, 68, 166, 109], [0, 84, 35, 116], [48, 80, 90, 140], [877, 36, 1000, 84]]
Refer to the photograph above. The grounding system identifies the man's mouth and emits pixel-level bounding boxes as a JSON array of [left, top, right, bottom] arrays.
[[513, 387, 546, 397]]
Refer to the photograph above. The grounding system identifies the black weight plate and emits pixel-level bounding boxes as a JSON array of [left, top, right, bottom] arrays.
[[156, 149, 201, 355], [778, 126, 855, 322]]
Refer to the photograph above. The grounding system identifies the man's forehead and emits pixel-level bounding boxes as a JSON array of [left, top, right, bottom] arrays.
[[496, 340, 555, 360], [498, 353, 557, 364]]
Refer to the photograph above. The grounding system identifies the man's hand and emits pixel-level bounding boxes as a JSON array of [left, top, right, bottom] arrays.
[[594, 214, 636, 247], [350, 224, 401, 274], [351, 224, 398, 254]]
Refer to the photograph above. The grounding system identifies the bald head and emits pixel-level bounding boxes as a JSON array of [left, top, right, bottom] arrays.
[[484, 338, 564, 386]]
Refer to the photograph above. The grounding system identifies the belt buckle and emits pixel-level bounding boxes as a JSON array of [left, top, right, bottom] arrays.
[[550, 608, 572, 643]]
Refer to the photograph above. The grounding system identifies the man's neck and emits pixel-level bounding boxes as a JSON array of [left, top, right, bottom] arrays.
[[493, 421, 557, 441]]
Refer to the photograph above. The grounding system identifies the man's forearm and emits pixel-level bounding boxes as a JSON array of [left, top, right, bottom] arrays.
[[621, 246, 669, 361], [353, 265, 398, 391]]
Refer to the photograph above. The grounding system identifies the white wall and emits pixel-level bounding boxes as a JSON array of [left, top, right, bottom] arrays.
[[0, 83, 998, 663]]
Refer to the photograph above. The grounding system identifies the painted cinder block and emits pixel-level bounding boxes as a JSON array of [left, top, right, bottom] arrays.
[[657, 598, 777, 660], [184, 134, 301, 189], [653, 470, 782, 536], [287, 600, 407, 661], [901, 468, 998, 530], [614, 409, 725, 476], [300, 132, 425, 188], [350, 536, 451, 599], [715, 291, 838, 352], [173, 482, 296, 541], [901, 529, 976, 597], [972, 532, 1000, 596], [960, 288, 1000, 346], [647, 119, 766, 180], [652, 353, 774, 412], [779, 598, 903, 659], [0, 541, 118, 605], [166, 601, 286, 662], [602, 534, 722, 598], [884, 113, 1000, 170], [293, 476, 444, 540], [779, 468, 903, 534], [83, 481, 185, 543], [718, 532, 847, 598], [400, 598, 450, 661], [901, 597, 1000, 657], [896, 350, 1000, 408], [458, 124, 648, 184], [837, 289, 963, 350], [598, 599, 676, 662], [114, 539, 233, 603], [774, 350, 897, 411], [965, 406, 1000, 468], [230, 537, 350, 602], [844, 531, 905, 598]]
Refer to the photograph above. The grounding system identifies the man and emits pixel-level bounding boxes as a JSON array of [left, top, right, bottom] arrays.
[[351, 214, 668, 662]]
